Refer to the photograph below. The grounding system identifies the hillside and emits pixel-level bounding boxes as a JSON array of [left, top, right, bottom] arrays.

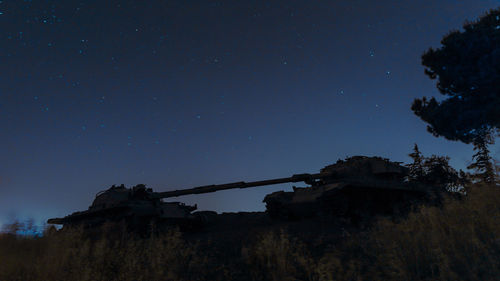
[[1, 184, 498, 281]]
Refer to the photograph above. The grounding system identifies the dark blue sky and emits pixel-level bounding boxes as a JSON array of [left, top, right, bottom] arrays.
[[1, 0, 499, 227]]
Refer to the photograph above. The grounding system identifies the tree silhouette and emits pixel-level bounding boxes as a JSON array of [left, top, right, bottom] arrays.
[[407, 144, 425, 182], [411, 8, 500, 144], [467, 134, 496, 184], [406, 144, 466, 192]]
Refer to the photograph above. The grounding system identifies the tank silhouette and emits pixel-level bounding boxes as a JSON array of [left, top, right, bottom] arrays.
[[48, 156, 439, 229], [47, 184, 210, 231], [263, 156, 440, 220]]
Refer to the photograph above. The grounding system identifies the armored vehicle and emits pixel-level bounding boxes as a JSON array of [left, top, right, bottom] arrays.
[[263, 156, 440, 220], [47, 184, 210, 231], [48, 156, 439, 230]]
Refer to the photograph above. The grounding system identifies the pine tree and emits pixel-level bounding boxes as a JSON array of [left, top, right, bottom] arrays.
[[407, 144, 424, 182], [411, 8, 500, 144], [467, 135, 495, 184]]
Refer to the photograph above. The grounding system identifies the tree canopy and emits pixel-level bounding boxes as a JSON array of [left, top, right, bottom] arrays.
[[411, 8, 500, 143], [407, 144, 467, 192]]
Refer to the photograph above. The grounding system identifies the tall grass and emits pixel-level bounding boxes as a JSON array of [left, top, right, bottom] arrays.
[[367, 184, 500, 280], [1, 184, 498, 281], [0, 225, 216, 281], [243, 230, 316, 281]]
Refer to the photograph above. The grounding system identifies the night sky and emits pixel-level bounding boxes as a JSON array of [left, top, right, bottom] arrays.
[[1, 0, 499, 228]]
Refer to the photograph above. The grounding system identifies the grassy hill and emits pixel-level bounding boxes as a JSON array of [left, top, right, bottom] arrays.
[[1, 183, 499, 281]]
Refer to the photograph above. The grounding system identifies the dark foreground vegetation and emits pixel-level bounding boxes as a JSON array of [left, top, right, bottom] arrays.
[[1, 184, 499, 281]]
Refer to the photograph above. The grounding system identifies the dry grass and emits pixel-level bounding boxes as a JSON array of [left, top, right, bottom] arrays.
[[1, 183, 498, 281], [0, 225, 216, 281], [243, 230, 317, 281], [367, 184, 500, 281]]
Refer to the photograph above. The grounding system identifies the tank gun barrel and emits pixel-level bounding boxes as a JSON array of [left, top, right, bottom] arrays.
[[154, 173, 323, 199]]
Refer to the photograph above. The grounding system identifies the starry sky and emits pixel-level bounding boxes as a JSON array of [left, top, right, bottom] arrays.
[[1, 0, 499, 228]]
